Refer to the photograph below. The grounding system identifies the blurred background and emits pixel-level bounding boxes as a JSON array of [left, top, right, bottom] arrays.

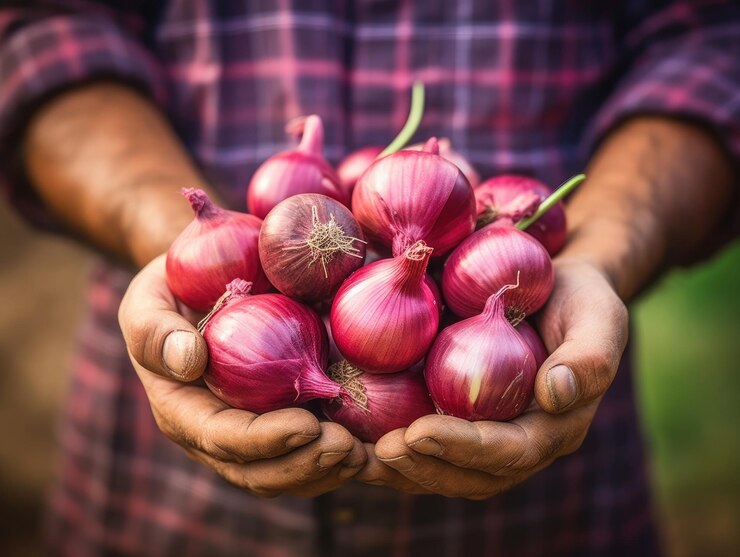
[[1, 201, 739, 556]]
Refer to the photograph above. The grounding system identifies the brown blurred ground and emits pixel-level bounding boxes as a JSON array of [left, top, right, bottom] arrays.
[[0, 203, 90, 556]]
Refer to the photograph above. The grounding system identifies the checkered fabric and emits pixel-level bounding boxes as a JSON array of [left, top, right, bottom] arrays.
[[2, 1, 739, 555]]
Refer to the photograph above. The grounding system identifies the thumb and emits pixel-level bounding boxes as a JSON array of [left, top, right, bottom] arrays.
[[534, 296, 628, 414], [119, 255, 208, 381]]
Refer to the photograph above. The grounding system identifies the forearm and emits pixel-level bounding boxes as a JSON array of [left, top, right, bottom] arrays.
[[561, 116, 735, 302], [23, 81, 214, 269]]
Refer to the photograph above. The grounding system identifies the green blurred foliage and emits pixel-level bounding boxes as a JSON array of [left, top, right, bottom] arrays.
[[634, 240, 740, 557]]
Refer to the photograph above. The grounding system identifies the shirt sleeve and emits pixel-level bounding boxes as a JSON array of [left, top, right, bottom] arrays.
[[0, 2, 167, 228], [584, 1, 740, 244], [586, 1, 740, 158]]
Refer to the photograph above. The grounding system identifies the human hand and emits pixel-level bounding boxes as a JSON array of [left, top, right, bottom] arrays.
[[119, 255, 366, 497], [356, 258, 628, 498]]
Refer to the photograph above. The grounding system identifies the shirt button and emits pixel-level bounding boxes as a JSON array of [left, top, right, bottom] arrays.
[[332, 507, 355, 525]]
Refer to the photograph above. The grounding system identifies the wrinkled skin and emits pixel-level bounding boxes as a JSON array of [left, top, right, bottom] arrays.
[[119, 255, 367, 497], [354, 258, 628, 497]]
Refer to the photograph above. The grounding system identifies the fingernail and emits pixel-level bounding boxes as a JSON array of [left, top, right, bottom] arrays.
[[285, 433, 319, 449], [162, 330, 198, 379], [338, 463, 362, 480], [318, 451, 349, 468], [378, 455, 414, 472], [547, 365, 578, 411], [408, 437, 443, 456]]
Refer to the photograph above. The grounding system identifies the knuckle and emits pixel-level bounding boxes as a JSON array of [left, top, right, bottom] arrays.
[[416, 476, 442, 491]]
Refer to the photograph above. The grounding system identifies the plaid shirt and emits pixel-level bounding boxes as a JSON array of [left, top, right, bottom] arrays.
[[2, 1, 739, 555]]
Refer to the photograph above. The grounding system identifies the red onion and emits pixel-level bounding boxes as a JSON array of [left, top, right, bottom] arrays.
[[408, 138, 480, 188], [330, 241, 440, 373], [165, 188, 270, 311], [442, 222, 554, 321], [336, 145, 384, 199], [258, 194, 366, 302], [322, 361, 435, 442], [201, 279, 345, 414], [247, 115, 348, 219], [425, 285, 537, 421], [516, 320, 548, 368], [352, 137, 476, 257], [475, 175, 566, 255]]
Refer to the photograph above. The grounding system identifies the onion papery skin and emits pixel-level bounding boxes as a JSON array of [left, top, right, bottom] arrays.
[[352, 138, 476, 257], [425, 292, 537, 421], [442, 222, 554, 320], [516, 320, 548, 369], [408, 138, 481, 188], [202, 281, 342, 414], [475, 175, 567, 255], [166, 188, 270, 311], [259, 194, 366, 302], [247, 115, 348, 219], [336, 145, 384, 199], [322, 361, 436, 443], [330, 242, 440, 373]]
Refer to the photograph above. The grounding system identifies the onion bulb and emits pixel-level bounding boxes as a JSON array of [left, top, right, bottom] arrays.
[[322, 361, 435, 442], [352, 137, 476, 257], [408, 137, 480, 188], [166, 188, 270, 311], [247, 115, 347, 219], [336, 145, 384, 199], [425, 284, 537, 421], [330, 241, 440, 373], [442, 222, 554, 322], [475, 175, 566, 255], [201, 279, 345, 414], [259, 194, 366, 301], [516, 320, 548, 368]]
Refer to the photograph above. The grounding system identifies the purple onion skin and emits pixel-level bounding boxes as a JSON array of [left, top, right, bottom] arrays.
[[475, 175, 567, 255], [322, 362, 436, 443], [442, 222, 554, 320], [247, 115, 348, 219], [258, 194, 366, 302], [425, 293, 537, 421], [336, 145, 384, 199], [322, 313, 345, 365], [408, 138, 481, 189], [516, 320, 549, 369], [202, 286, 341, 414], [330, 242, 440, 373], [166, 189, 270, 311], [352, 138, 476, 258]]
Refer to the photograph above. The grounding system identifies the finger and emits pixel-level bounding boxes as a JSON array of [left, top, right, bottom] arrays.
[[405, 406, 594, 475], [374, 430, 513, 499], [403, 414, 525, 473], [355, 442, 433, 495], [536, 282, 628, 413], [119, 254, 208, 381], [138, 371, 321, 462], [217, 421, 355, 496], [289, 438, 369, 497]]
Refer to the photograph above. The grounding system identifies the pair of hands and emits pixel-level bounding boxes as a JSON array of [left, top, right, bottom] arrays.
[[119, 254, 627, 499]]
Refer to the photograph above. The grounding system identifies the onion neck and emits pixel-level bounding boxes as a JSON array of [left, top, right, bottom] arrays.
[[297, 115, 324, 156], [182, 188, 223, 219], [395, 241, 433, 285], [197, 280, 252, 333], [421, 137, 440, 155], [294, 363, 348, 403]]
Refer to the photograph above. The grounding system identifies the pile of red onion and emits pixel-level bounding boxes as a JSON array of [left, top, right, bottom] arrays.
[[164, 83, 585, 441]]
